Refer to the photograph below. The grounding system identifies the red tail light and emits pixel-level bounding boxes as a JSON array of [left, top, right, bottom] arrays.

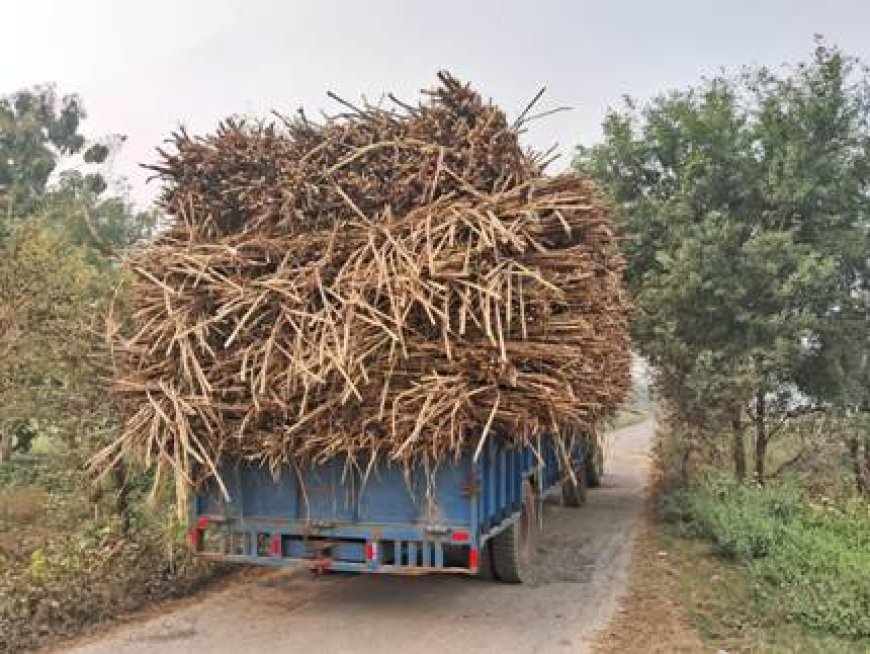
[[469, 548, 479, 571], [451, 531, 470, 542], [187, 527, 201, 549]]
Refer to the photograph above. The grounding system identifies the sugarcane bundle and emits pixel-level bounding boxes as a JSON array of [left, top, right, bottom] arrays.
[[93, 73, 630, 495]]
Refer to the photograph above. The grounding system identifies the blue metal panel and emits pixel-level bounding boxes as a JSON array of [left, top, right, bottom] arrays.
[[194, 432, 573, 574], [241, 465, 300, 518], [499, 447, 507, 521], [485, 438, 495, 528]]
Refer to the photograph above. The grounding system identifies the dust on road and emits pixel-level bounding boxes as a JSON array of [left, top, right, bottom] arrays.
[[63, 419, 653, 654]]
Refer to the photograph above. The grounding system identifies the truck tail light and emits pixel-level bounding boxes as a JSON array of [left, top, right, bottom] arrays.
[[468, 548, 479, 571], [187, 527, 201, 550]]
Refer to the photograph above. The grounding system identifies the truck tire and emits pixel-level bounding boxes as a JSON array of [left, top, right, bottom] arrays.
[[491, 482, 537, 583], [476, 542, 496, 580], [585, 438, 604, 488], [561, 464, 587, 507]]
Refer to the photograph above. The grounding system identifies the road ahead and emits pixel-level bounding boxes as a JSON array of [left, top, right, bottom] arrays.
[[65, 419, 653, 654]]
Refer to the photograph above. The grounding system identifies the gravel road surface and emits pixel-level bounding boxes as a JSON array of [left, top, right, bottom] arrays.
[[65, 418, 653, 654]]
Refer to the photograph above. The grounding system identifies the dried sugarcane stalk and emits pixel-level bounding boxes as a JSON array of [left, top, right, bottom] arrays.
[[91, 73, 631, 499]]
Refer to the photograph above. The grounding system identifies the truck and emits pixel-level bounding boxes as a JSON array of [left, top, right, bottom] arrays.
[[189, 431, 603, 583]]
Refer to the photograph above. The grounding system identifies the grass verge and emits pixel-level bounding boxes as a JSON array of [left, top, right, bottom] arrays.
[[599, 502, 870, 653], [652, 479, 870, 652]]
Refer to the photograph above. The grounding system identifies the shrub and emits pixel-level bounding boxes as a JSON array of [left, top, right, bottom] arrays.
[[0, 516, 221, 652], [688, 479, 802, 559], [681, 479, 870, 638]]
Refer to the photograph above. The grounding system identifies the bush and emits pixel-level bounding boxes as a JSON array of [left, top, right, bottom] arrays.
[[0, 459, 228, 653], [0, 516, 221, 652], [688, 479, 802, 559], [681, 479, 870, 639]]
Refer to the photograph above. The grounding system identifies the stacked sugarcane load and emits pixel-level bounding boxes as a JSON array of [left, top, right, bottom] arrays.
[[94, 73, 630, 495]]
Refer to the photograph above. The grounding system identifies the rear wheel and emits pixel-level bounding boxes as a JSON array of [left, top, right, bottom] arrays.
[[561, 462, 587, 507], [585, 438, 604, 488], [476, 542, 495, 580], [491, 481, 537, 583]]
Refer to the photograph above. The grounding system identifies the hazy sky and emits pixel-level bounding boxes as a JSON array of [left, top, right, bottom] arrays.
[[4, 1, 870, 207]]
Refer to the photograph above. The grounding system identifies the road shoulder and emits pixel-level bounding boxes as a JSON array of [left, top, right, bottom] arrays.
[[592, 511, 703, 653]]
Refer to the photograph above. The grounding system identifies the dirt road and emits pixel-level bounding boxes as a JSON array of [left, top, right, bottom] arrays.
[[66, 419, 653, 654]]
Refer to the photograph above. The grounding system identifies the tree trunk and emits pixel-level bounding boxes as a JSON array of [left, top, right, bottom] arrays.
[[679, 433, 694, 487], [680, 446, 691, 487], [754, 389, 767, 483], [731, 407, 746, 482], [111, 460, 131, 534], [864, 440, 870, 497], [0, 431, 14, 463], [848, 436, 866, 496]]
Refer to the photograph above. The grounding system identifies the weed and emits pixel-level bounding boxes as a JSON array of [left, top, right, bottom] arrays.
[[680, 479, 870, 639]]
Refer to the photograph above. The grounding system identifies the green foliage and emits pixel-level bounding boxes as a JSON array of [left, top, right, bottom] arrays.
[[0, 223, 118, 453], [0, 459, 76, 493], [43, 171, 158, 256], [0, 85, 87, 218], [0, 86, 157, 461], [684, 479, 870, 638], [0, 82, 214, 654], [687, 479, 803, 558], [0, 514, 221, 653], [577, 40, 870, 479], [0, 454, 225, 652]]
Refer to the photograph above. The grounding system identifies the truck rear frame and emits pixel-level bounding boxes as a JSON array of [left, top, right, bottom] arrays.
[[190, 432, 595, 582]]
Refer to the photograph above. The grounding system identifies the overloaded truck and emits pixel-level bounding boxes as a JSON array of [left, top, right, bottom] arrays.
[[189, 434, 603, 583], [102, 75, 629, 587]]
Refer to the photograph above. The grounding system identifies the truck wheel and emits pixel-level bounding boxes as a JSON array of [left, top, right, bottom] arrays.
[[585, 438, 604, 488], [476, 542, 496, 580], [491, 482, 537, 583], [561, 464, 587, 507]]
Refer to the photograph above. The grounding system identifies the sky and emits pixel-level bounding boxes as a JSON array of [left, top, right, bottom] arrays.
[[4, 0, 870, 207]]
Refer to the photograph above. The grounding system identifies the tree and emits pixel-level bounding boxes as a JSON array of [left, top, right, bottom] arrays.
[[0, 85, 110, 220], [577, 41, 870, 483], [0, 85, 155, 463], [0, 223, 113, 461], [41, 172, 158, 258]]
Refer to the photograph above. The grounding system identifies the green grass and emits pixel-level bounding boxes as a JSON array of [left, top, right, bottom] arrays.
[[653, 525, 870, 653], [0, 457, 78, 493], [662, 479, 870, 644], [29, 433, 64, 456]]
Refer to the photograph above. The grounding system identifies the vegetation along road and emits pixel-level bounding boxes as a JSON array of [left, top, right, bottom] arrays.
[[63, 420, 653, 654]]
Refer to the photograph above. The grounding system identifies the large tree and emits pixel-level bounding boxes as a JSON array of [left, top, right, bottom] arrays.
[[577, 42, 870, 483], [0, 86, 155, 461]]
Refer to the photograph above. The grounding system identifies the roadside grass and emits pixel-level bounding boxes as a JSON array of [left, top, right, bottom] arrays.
[[652, 522, 869, 653], [0, 456, 227, 653], [657, 480, 870, 651]]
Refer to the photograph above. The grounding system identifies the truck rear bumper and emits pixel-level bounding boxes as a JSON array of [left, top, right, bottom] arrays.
[[197, 551, 477, 576], [190, 517, 480, 575]]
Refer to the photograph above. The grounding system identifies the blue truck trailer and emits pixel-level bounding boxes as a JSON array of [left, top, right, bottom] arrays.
[[189, 431, 602, 583]]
